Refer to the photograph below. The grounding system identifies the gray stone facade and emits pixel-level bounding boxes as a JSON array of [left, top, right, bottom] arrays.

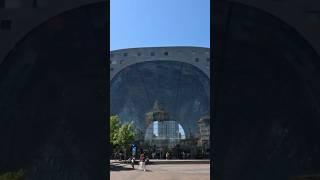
[[0, 1, 107, 179], [214, 1, 320, 179]]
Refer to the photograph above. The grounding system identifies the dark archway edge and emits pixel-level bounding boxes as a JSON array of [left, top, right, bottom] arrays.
[[0, 2, 107, 179], [213, 1, 320, 180]]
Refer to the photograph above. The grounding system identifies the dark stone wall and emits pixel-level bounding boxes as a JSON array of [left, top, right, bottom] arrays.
[[214, 1, 320, 180], [0, 2, 107, 179]]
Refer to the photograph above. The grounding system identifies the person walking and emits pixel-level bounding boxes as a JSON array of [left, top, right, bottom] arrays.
[[131, 156, 135, 169], [166, 152, 170, 160], [140, 152, 146, 171]]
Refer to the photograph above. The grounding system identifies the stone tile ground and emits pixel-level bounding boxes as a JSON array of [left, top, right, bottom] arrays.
[[110, 163, 210, 180]]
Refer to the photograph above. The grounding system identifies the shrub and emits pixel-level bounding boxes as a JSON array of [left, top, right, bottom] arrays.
[[0, 169, 25, 180]]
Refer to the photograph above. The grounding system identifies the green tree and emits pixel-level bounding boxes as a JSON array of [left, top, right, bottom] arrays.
[[109, 115, 135, 154], [114, 122, 135, 150], [110, 115, 121, 146], [0, 169, 25, 180]]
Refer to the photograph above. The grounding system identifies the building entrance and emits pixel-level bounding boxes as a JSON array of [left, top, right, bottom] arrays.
[[138, 101, 210, 159]]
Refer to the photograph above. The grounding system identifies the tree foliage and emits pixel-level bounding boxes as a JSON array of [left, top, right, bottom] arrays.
[[114, 122, 135, 147], [110, 115, 121, 146], [0, 169, 25, 180], [109, 115, 135, 151]]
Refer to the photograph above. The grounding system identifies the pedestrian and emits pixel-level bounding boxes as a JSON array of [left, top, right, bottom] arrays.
[[166, 152, 170, 160], [119, 152, 122, 161], [140, 152, 146, 171], [131, 156, 135, 169]]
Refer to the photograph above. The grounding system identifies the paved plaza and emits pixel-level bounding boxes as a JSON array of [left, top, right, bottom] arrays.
[[110, 162, 210, 180]]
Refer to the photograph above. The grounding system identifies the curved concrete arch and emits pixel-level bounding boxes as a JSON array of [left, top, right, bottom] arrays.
[[0, 0, 106, 64], [110, 55, 210, 143], [110, 47, 210, 81], [0, 2, 107, 179], [214, 1, 320, 180], [229, 0, 320, 56]]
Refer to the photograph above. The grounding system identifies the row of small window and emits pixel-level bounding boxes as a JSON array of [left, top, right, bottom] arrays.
[[110, 57, 210, 65], [110, 51, 168, 58], [110, 52, 210, 63], [110, 51, 210, 59]]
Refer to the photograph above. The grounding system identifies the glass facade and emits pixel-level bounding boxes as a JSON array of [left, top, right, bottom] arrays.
[[111, 60, 210, 159]]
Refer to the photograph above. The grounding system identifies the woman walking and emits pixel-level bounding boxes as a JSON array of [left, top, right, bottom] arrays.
[[140, 152, 146, 171]]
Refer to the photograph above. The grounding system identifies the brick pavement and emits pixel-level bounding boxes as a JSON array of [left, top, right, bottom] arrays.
[[110, 163, 210, 180]]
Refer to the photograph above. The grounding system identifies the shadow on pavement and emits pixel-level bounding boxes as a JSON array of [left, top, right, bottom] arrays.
[[110, 164, 154, 172], [110, 164, 135, 171]]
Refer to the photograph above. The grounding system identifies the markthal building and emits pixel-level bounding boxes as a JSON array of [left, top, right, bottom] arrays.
[[110, 47, 210, 159]]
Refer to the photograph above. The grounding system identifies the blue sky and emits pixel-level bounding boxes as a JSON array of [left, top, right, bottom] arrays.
[[110, 0, 210, 50]]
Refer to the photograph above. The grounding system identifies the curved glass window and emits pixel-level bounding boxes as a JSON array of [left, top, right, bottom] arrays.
[[111, 60, 210, 158]]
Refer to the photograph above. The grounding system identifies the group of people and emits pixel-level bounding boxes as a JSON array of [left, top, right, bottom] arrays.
[[130, 152, 147, 171], [114, 150, 194, 162], [144, 151, 193, 160], [128, 151, 171, 172]]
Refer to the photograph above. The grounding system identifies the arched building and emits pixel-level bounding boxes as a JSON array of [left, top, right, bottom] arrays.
[[1, 0, 320, 179], [110, 47, 210, 158], [0, 1, 107, 179]]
